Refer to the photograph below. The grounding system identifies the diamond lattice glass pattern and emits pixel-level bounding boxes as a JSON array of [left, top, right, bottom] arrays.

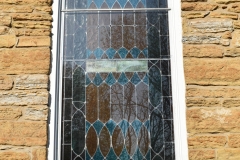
[[61, 0, 174, 159]]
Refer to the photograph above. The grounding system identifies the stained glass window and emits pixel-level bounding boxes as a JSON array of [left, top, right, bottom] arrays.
[[61, 0, 174, 159]]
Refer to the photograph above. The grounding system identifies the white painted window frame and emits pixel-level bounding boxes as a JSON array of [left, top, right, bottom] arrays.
[[49, 0, 188, 159]]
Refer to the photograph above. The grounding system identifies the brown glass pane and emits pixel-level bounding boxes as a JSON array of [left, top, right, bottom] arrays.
[[99, 126, 111, 156], [86, 126, 98, 157], [111, 82, 123, 123], [99, 3, 110, 25], [99, 26, 110, 50], [123, 26, 134, 50], [137, 72, 146, 79], [111, 3, 122, 25], [136, 82, 148, 122], [87, 27, 98, 51], [138, 126, 149, 156], [112, 72, 121, 80], [126, 53, 133, 58], [86, 83, 98, 123], [138, 53, 145, 58], [123, 13, 134, 25], [136, 26, 147, 50], [87, 3, 97, 26], [113, 53, 121, 59], [125, 126, 137, 156], [124, 82, 136, 123], [112, 126, 124, 156], [100, 73, 109, 80], [135, 12, 146, 25], [87, 73, 96, 81], [111, 26, 122, 50], [125, 72, 134, 80], [99, 83, 110, 123]]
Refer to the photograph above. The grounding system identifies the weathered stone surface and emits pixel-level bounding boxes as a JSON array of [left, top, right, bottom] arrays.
[[0, 48, 50, 74], [223, 99, 240, 107], [0, 5, 33, 13], [15, 75, 48, 89], [12, 21, 51, 29], [224, 47, 240, 56], [23, 105, 48, 121], [221, 39, 230, 46], [182, 3, 218, 11], [188, 135, 227, 148], [32, 147, 46, 160], [0, 107, 22, 120], [186, 98, 221, 107], [0, 121, 47, 146], [183, 45, 223, 57], [0, 26, 9, 35], [0, 90, 48, 106], [209, 12, 238, 19], [17, 36, 50, 47], [0, 0, 52, 5], [228, 3, 240, 12], [184, 58, 240, 85], [0, 75, 12, 90], [186, 86, 240, 98], [182, 0, 207, 2], [11, 13, 52, 21], [217, 149, 240, 159], [183, 11, 209, 19], [35, 6, 52, 14], [187, 108, 240, 133], [14, 29, 51, 36], [228, 134, 240, 147], [214, 0, 240, 4], [231, 30, 240, 47], [0, 35, 16, 48], [233, 21, 240, 29], [189, 19, 233, 33], [222, 31, 232, 39], [0, 15, 11, 26], [182, 34, 221, 44], [0, 151, 30, 160], [189, 149, 215, 160]]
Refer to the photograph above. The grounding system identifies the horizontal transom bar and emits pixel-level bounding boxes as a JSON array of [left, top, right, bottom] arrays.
[[61, 8, 171, 12]]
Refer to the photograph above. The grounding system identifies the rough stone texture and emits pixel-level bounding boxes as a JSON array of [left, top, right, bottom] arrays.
[[11, 13, 52, 21], [12, 21, 51, 29], [186, 98, 221, 107], [214, 0, 240, 4], [0, 107, 22, 120], [231, 30, 240, 47], [223, 99, 240, 107], [15, 75, 48, 89], [14, 29, 51, 36], [189, 19, 233, 33], [0, 121, 47, 146], [32, 147, 46, 160], [0, 5, 33, 13], [183, 11, 210, 19], [0, 0, 52, 5], [224, 47, 240, 56], [35, 6, 52, 14], [209, 12, 238, 19], [22, 105, 48, 121], [188, 135, 227, 148], [228, 3, 240, 12], [189, 149, 215, 160], [182, 3, 218, 11], [187, 108, 240, 133], [0, 16, 11, 26], [0, 26, 9, 35], [0, 75, 13, 90], [0, 48, 50, 74], [184, 58, 240, 85], [222, 31, 232, 39], [233, 21, 240, 29], [0, 151, 30, 160], [183, 44, 223, 57], [182, 34, 221, 44], [0, 35, 16, 48], [228, 134, 240, 148], [217, 149, 240, 159], [17, 36, 51, 47], [0, 90, 48, 106]]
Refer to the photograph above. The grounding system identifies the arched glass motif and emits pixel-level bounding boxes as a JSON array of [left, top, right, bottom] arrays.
[[61, 0, 174, 159]]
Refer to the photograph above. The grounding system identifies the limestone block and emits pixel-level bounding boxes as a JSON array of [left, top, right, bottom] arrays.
[[189, 19, 233, 33], [217, 149, 240, 159], [0, 151, 30, 160], [182, 3, 218, 11], [183, 44, 223, 57], [0, 26, 9, 35], [222, 31, 232, 39], [0, 48, 50, 74], [32, 147, 46, 160], [209, 12, 238, 19], [183, 11, 209, 19], [15, 75, 48, 90], [224, 47, 240, 56], [0, 0, 52, 5], [0, 75, 13, 90], [214, 0, 240, 4], [188, 135, 227, 148], [189, 149, 215, 160], [223, 99, 240, 107], [182, 34, 221, 44], [187, 108, 240, 133], [17, 36, 51, 47], [12, 21, 51, 29], [14, 29, 51, 36], [182, 0, 207, 2], [0, 107, 22, 120], [0, 5, 33, 13], [221, 39, 230, 46], [231, 30, 240, 47], [11, 13, 52, 21], [233, 21, 240, 29], [0, 90, 48, 106], [0, 35, 16, 48], [228, 134, 240, 147], [228, 3, 240, 12], [22, 105, 48, 121], [186, 98, 221, 107], [35, 6, 52, 14], [0, 15, 11, 26], [184, 58, 240, 85], [0, 121, 47, 146]]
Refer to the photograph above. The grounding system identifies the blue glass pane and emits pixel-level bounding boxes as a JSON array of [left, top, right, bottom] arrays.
[[74, 27, 86, 59], [106, 0, 115, 8], [129, 0, 139, 8], [118, 47, 128, 58], [131, 72, 141, 85], [144, 120, 150, 132], [131, 47, 140, 58], [119, 120, 129, 137], [118, 0, 127, 8], [106, 119, 117, 135], [132, 119, 142, 136], [86, 121, 91, 133], [93, 73, 103, 86], [143, 74, 149, 85], [86, 150, 91, 160], [86, 49, 92, 58], [133, 147, 144, 160], [146, 149, 151, 160], [149, 66, 161, 107], [106, 48, 116, 59], [119, 147, 130, 160], [105, 73, 116, 86], [93, 120, 104, 135], [141, 0, 146, 7], [143, 48, 148, 57], [106, 148, 118, 160], [86, 75, 91, 85], [93, 147, 104, 159], [118, 73, 128, 85], [94, 0, 104, 8], [87, 0, 92, 8], [94, 48, 104, 59]]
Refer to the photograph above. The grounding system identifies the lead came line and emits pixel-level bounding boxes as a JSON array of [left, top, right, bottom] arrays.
[[61, 8, 171, 12]]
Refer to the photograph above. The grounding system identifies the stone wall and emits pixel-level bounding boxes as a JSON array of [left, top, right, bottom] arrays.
[[0, 0, 52, 159], [182, 0, 240, 159]]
